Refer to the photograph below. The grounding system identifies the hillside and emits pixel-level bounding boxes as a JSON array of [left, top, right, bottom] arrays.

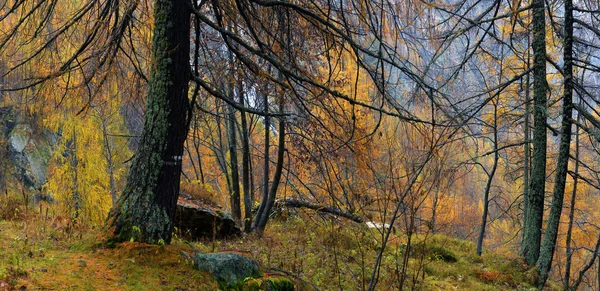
[[0, 196, 543, 290]]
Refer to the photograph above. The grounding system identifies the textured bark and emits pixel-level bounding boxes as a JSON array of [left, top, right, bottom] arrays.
[[108, 0, 190, 244], [522, 58, 531, 254], [536, 0, 574, 284], [227, 102, 241, 223], [523, 0, 547, 266], [239, 87, 253, 232], [564, 119, 580, 290]]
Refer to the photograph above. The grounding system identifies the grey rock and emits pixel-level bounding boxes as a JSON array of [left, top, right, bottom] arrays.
[[194, 253, 261, 287], [7, 124, 52, 190]]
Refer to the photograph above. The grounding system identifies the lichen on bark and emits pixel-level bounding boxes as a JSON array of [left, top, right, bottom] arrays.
[[107, 0, 190, 244]]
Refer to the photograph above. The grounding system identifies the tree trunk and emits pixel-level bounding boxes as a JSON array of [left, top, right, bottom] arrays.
[[239, 82, 253, 232], [477, 100, 499, 256], [564, 114, 580, 291], [71, 128, 80, 218], [253, 90, 270, 231], [100, 115, 118, 205], [254, 93, 286, 234], [108, 0, 190, 244], [227, 101, 241, 223], [536, 0, 574, 283], [523, 0, 548, 266], [522, 50, 531, 254]]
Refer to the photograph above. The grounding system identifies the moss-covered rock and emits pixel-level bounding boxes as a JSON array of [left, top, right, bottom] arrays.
[[194, 253, 262, 288], [410, 242, 458, 263]]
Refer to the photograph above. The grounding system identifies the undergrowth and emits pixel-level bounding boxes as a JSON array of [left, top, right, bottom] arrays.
[[191, 215, 541, 290], [0, 194, 544, 290]]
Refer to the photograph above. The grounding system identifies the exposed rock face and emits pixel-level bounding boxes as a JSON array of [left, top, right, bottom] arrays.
[[8, 124, 53, 190], [194, 253, 261, 288], [175, 193, 241, 240]]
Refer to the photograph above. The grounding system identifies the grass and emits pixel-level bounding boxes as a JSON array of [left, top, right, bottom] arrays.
[[0, 210, 218, 290], [192, 215, 543, 290], [0, 195, 547, 290]]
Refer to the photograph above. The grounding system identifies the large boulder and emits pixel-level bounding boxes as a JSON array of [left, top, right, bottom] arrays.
[[175, 193, 241, 240], [7, 124, 53, 190], [194, 253, 261, 288]]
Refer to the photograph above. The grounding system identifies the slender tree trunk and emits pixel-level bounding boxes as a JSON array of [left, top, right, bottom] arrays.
[[215, 102, 233, 196], [71, 128, 80, 218], [184, 140, 199, 181], [255, 98, 285, 233], [430, 187, 440, 234], [108, 0, 190, 244], [523, 0, 548, 266], [227, 101, 241, 223], [253, 90, 270, 231], [239, 82, 253, 232], [564, 114, 580, 291], [477, 100, 499, 256], [571, 236, 600, 291], [192, 118, 205, 184], [100, 115, 118, 205], [536, 0, 574, 284]]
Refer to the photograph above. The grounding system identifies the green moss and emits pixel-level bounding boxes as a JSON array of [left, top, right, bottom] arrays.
[[411, 242, 458, 263], [243, 277, 294, 291]]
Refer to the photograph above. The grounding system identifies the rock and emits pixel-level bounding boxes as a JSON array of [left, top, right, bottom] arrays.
[[175, 192, 241, 240], [194, 253, 261, 288], [7, 124, 53, 190], [9, 125, 29, 153]]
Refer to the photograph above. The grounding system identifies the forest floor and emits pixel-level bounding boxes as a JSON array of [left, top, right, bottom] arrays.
[[0, 197, 550, 290]]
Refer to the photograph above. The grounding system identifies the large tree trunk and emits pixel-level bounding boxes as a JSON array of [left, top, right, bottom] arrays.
[[522, 50, 531, 255], [523, 0, 548, 266], [108, 0, 190, 244], [536, 0, 574, 284]]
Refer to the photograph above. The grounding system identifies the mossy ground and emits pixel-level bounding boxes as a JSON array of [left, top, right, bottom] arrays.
[[193, 216, 547, 290], [0, 195, 551, 290], [0, 218, 218, 290]]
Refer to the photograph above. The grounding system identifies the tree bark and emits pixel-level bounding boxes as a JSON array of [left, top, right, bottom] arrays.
[[536, 0, 574, 283], [227, 101, 241, 223], [523, 0, 548, 266], [255, 96, 285, 234], [564, 114, 580, 290], [108, 0, 190, 244], [239, 82, 253, 232], [477, 100, 499, 256], [522, 49, 531, 255], [252, 90, 270, 231]]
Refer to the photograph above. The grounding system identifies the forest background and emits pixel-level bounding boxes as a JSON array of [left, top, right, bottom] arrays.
[[1, 0, 600, 289]]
